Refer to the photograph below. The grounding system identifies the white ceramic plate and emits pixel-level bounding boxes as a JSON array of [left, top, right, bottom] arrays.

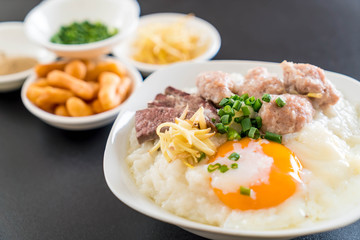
[[112, 12, 221, 75], [21, 57, 142, 130], [0, 22, 56, 92], [24, 0, 140, 59], [103, 60, 360, 240]]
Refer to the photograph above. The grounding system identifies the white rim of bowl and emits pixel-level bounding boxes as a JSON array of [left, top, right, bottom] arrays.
[[23, 0, 140, 52], [113, 12, 221, 74], [21, 57, 142, 126]]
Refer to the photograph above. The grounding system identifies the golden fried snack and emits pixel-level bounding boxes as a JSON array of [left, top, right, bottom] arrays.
[[64, 60, 87, 79], [117, 77, 132, 103], [98, 72, 121, 111], [54, 105, 70, 117], [35, 86, 74, 106], [85, 61, 127, 81], [90, 99, 104, 114], [27, 85, 47, 103], [35, 61, 67, 78], [66, 97, 94, 117], [47, 70, 96, 100], [32, 78, 49, 87]]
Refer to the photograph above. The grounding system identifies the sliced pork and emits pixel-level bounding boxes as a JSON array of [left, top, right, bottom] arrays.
[[239, 67, 285, 98], [259, 94, 315, 135], [281, 61, 340, 107], [135, 87, 219, 144], [196, 71, 237, 105]]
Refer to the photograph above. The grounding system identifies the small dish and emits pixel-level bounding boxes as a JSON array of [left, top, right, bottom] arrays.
[[24, 0, 140, 59], [0, 22, 56, 92], [112, 12, 221, 75], [104, 60, 360, 240], [21, 57, 142, 130]]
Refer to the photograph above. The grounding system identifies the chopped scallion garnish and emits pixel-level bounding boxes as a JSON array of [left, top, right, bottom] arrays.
[[219, 98, 229, 106], [245, 96, 255, 106], [228, 152, 240, 161], [227, 128, 241, 141], [262, 93, 271, 102], [252, 99, 262, 112], [233, 100, 241, 111], [231, 163, 238, 169], [248, 127, 260, 139], [240, 186, 251, 196], [241, 106, 251, 116], [255, 116, 262, 128], [197, 152, 206, 162], [241, 118, 252, 132], [275, 97, 286, 107], [264, 131, 282, 143], [216, 123, 227, 134], [219, 165, 229, 173], [240, 93, 249, 101], [207, 163, 221, 172], [221, 114, 231, 125]]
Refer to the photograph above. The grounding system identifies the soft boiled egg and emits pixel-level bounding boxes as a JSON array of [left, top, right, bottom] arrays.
[[208, 137, 303, 210]]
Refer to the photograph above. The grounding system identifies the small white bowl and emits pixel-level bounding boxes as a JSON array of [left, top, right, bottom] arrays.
[[24, 0, 140, 59], [0, 22, 56, 92], [112, 12, 221, 75], [21, 57, 142, 130], [104, 60, 360, 240]]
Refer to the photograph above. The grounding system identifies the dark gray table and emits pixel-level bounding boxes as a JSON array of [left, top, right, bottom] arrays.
[[1, 0, 360, 239]]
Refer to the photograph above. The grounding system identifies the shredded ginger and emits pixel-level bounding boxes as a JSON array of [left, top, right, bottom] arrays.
[[150, 107, 216, 167], [132, 14, 209, 65]]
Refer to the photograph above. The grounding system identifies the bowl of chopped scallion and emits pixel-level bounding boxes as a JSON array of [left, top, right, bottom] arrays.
[[24, 0, 140, 58]]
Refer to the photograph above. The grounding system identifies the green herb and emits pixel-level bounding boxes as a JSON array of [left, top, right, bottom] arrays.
[[216, 123, 227, 134], [240, 186, 251, 196], [245, 96, 255, 106], [264, 131, 282, 143], [221, 115, 231, 125], [248, 127, 260, 139], [50, 20, 118, 44], [231, 163, 238, 169], [240, 93, 249, 101], [255, 116, 262, 128], [207, 163, 221, 172], [240, 118, 252, 132], [219, 165, 229, 173], [262, 93, 271, 102], [219, 98, 229, 107], [227, 128, 241, 141], [275, 97, 286, 107], [241, 106, 251, 116], [232, 100, 241, 111], [252, 99, 262, 112], [228, 152, 240, 161], [197, 152, 206, 162]]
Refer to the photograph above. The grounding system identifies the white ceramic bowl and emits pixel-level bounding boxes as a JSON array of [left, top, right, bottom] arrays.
[[104, 60, 360, 240], [0, 22, 56, 92], [24, 0, 140, 59], [21, 57, 142, 130], [112, 12, 221, 75]]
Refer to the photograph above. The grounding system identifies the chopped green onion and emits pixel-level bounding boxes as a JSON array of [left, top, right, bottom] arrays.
[[221, 115, 231, 125], [218, 109, 225, 117], [241, 118, 252, 132], [241, 106, 251, 116], [227, 128, 241, 141], [231, 163, 238, 169], [219, 98, 229, 107], [223, 105, 235, 116], [264, 131, 282, 143], [197, 152, 206, 162], [248, 127, 260, 139], [252, 99, 262, 112], [216, 123, 227, 134], [275, 97, 286, 107], [240, 186, 251, 196], [228, 152, 240, 161], [230, 95, 241, 101], [233, 100, 241, 111], [262, 93, 271, 102], [207, 163, 221, 172], [234, 116, 244, 123], [240, 93, 249, 101], [219, 165, 229, 173], [245, 96, 255, 106], [255, 116, 262, 128], [211, 118, 216, 123]]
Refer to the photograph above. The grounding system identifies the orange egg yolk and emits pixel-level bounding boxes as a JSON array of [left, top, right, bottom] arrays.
[[209, 138, 302, 210]]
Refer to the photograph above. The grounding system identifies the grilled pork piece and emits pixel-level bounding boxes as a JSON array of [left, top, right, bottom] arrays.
[[259, 94, 315, 135], [281, 60, 340, 107], [196, 71, 238, 105], [238, 67, 285, 98]]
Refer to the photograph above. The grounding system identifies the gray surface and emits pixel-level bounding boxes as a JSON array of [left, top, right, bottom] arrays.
[[1, 0, 360, 239]]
